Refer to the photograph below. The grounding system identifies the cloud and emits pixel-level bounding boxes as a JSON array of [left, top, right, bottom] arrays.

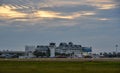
[[97, 18, 111, 21], [48, 0, 82, 7], [0, 6, 94, 24], [95, 4, 116, 10], [0, 5, 27, 19], [86, 0, 117, 10], [34, 10, 81, 19], [81, 11, 96, 15], [0, 0, 98, 19], [87, 0, 112, 2], [0, 0, 119, 28]]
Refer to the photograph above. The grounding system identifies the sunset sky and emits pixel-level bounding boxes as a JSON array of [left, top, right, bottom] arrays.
[[0, 0, 120, 53]]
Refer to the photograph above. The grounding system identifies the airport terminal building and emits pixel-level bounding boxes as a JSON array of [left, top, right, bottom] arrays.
[[25, 42, 92, 58]]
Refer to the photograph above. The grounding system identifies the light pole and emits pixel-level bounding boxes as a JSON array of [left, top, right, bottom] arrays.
[[115, 44, 118, 55]]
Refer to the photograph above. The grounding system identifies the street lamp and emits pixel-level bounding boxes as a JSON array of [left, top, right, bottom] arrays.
[[115, 44, 118, 54]]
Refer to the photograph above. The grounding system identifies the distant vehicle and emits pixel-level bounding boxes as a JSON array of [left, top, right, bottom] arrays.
[[84, 55, 92, 58], [0, 54, 17, 58], [55, 56, 67, 58]]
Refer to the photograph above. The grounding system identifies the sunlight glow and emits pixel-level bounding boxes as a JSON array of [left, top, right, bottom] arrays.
[[96, 4, 116, 10], [34, 11, 81, 19], [87, 0, 116, 10], [0, 6, 26, 18], [98, 18, 110, 21], [82, 12, 95, 15], [0, 5, 27, 19]]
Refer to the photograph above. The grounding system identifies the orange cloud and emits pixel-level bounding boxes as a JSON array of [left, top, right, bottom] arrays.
[[0, 5, 27, 19], [34, 10, 81, 19], [82, 12, 95, 15], [87, 0, 116, 10], [95, 4, 116, 10], [0, 4, 82, 20]]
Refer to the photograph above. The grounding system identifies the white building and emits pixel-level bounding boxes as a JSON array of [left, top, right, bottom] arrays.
[[55, 42, 92, 57], [25, 45, 36, 58], [56, 42, 82, 54], [25, 42, 92, 58]]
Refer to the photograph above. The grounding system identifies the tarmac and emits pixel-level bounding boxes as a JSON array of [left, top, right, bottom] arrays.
[[0, 58, 120, 62]]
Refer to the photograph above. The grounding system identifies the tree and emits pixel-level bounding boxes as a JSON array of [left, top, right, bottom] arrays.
[[112, 52, 117, 57], [108, 52, 112, 58], [46, 49, 50, 57], [100, 52, 103, 55], [117, 52, 120, 57], [0, 52, 2, 55], [33, 50, 46, 58], [103, 52, 108, 57]]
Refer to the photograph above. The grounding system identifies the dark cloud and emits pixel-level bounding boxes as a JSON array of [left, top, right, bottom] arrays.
[[93, 8, 120, 19], [40, 5, 96, 13]]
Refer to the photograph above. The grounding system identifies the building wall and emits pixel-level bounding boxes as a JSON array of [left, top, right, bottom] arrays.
[[25, 45, 36, 58]]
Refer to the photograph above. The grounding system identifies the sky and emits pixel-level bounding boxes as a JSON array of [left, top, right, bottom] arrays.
[[0, 0, 120, 53]]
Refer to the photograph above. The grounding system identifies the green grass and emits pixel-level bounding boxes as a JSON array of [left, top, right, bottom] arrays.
[[0, 61, 120, 73]]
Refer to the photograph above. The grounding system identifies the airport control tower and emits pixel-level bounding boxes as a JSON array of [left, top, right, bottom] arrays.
[[49, 43, 56, 57]]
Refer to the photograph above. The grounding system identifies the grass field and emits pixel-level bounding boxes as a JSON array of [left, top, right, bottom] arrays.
[[0, 59, 120, 73]]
